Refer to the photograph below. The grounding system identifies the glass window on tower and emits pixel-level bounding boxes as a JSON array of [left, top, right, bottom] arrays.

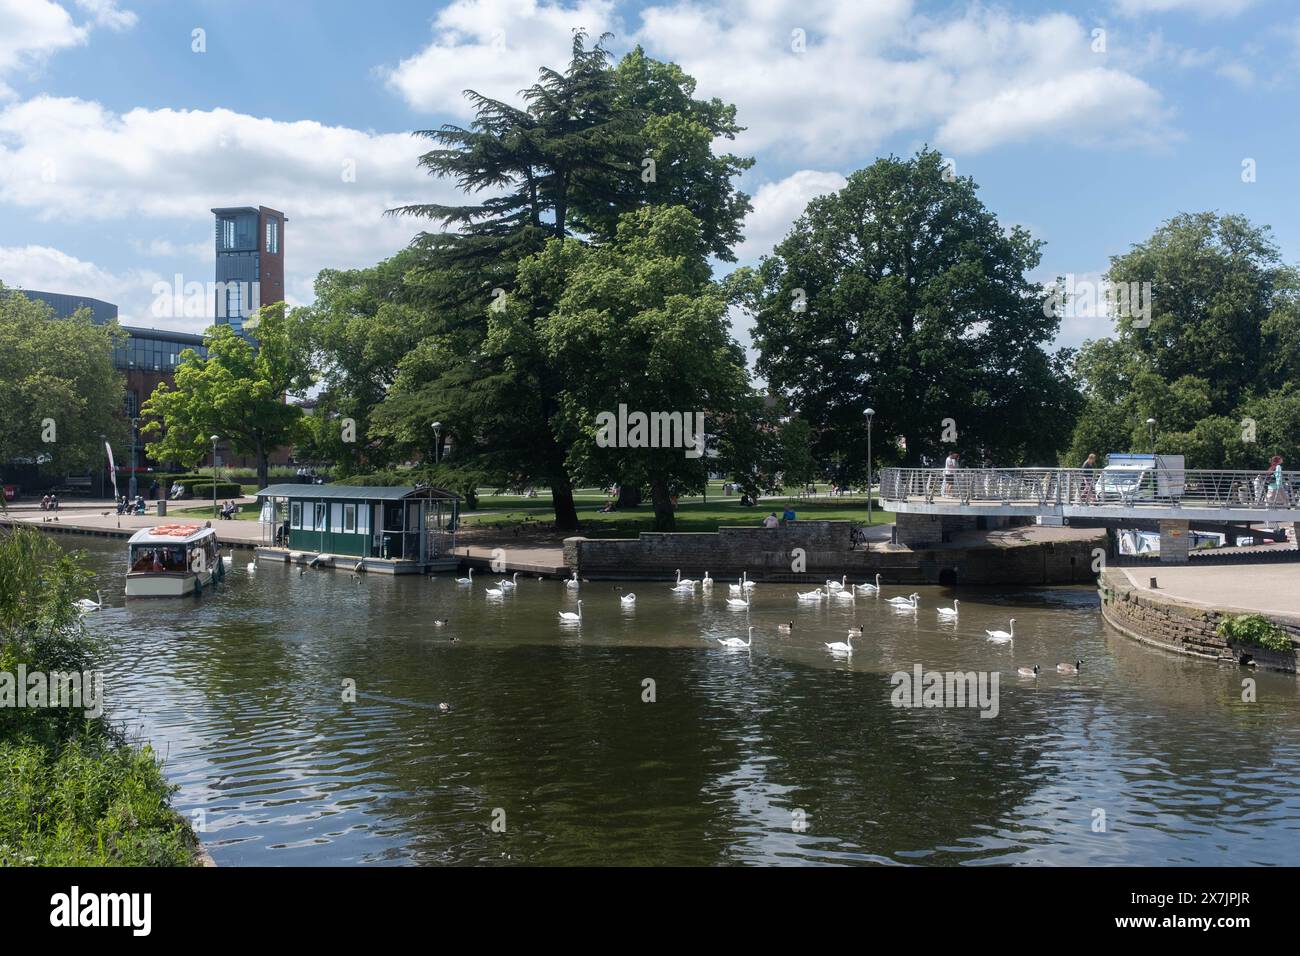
[[266, 219, 278, 254]]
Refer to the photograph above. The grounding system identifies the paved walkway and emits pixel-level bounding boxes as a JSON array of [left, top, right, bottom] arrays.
[[2, 504, 265, 547], [1119, 564, 1300, 618]]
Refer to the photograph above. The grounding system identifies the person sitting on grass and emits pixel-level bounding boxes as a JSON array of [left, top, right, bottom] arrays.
[[782, 504, 796, 523], [762, 512, 779, 529]]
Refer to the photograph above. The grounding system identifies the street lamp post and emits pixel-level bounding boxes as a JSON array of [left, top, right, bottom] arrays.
[[1146, 418, 1156, 455], [210, 435, 220, 519], [431, 421, 442, 465], [864, 407, 875, 526], [98, 433, 106, 501], [128, 418, 139, 501]]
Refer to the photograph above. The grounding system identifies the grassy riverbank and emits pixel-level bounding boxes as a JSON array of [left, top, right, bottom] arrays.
[[0, 527, 199, 866]]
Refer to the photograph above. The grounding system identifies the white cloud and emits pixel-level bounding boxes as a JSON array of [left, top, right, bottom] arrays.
[[384, 0, 621, 115], [0, 0, 88, 97], [74, 0, 136, 31], [1113, 0, 1257, 18], [734, 169, 846, 264], [0, 243, 163, 323], [383, 0, 1174, 161], [0, 96, 462, 330]]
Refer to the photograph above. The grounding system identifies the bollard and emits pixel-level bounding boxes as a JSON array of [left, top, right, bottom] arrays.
[[1149, 576, 1158, 589]]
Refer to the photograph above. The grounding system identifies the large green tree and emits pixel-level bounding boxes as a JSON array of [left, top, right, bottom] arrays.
[[1065, 212, 1300, 467], [741, 148, 1079, 476], [0, 285, 125, 479], [142, 303, 313, 489]]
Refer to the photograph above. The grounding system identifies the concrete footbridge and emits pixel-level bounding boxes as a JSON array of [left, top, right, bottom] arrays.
[[880, 466, 1298, 562]]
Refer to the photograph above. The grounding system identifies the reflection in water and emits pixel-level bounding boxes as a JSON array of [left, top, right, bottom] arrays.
[[66, 536, 1300, 866]]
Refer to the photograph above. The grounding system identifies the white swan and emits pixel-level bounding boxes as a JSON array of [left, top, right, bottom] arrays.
[[558, 601, 583, 623], [499, 572, 520, 589], [985, 619, 1016, 644], [73, 590, 103, 612], [856, 574, 882, 594], [717, 626, 754, 648], [825, 631, 855, 654], [937, 599, 959, 619], [742, 572, 756, 591], [825, 574, 846, 591], [728, 576, 744, 595], [886, 593, 919, 609], [485, 586, 505, 597], [701, 572, 713, 590], [456, 568, 474, 585], [674, 569, 696, 587], [621, 593, 636, 605], [726, 592, 751, 608], [797, 587, 826, 602], [671, 580, 696, 593], [565, 571, 579, 589], [246, 562, 256, 573], [834, 587, 856, 602]]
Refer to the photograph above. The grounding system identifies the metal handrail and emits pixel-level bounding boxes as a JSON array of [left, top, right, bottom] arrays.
[[879, 467, 1299, 510]]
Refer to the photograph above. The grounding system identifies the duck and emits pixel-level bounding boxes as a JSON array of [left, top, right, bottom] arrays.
[[985, 619, 1016, 644], [433, 619, 449, 627], [1017, 664, 1041, 678], [558, 601, 583, 623], [936, 599, 959, 620], [456, 568, 474, 585], [825, 632, 855, 655], [777, 621, 794, 634], [855, 574, 882, 594], [438, 702, 451, 712], [448, 636, 459, 644], [565, 571, 579, 589], [825, 574, 847, 591], [717, 626, 754, 649], [72, 590, 103, 613], [621, 593, 636, 605], [1057, 659, 1083, 674], [499, 572, 520, 590], [797, 587, 826, 602], [886, 593, 919, 608]]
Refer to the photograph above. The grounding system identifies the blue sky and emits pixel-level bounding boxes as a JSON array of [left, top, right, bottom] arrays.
[[2, 0, 1298, 354]]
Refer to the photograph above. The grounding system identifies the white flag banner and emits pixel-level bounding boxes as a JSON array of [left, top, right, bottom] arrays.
[[104, 441, 119, 500]]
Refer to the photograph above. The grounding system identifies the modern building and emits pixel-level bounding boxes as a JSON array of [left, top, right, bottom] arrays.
[[17, 289, 119, 325], [211, 205, 286, 336]]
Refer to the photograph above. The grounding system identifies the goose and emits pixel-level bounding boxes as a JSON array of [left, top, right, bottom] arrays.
[[1056, 659, 1083, 674], [565, 571, 579, 589], [726, 592, 751, 609], [432, 619, 449, 627], [797, 587, 826, 602], [621, 593, 636, 605], [825, 632, 855, 655], [936, 599, 959, 620], [855, 574, 882, 594], [985, 619, 1016, 644], [701, 572, 713, 590], [73, 590, 103, 612], [825, 574, 847, 591], [499, 572, 520, 590], [674, 569, 696, 587], [847, 625, 865, 638], [558, 601, 583, 623], [886, 593, 919, 608], [1017, 664, 1041, 678], [777, 621, 794, 634], [717, 626, 754, 649], [456, 568, 474, 585]]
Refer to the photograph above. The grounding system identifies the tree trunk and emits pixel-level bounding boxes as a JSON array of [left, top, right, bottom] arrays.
[[650, 477, 675, 532], [551, 476, 578, 532], [616, 484, 642, 508], [256, 438, 268, 492]]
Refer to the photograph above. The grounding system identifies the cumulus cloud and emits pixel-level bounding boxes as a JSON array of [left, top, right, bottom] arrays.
[[0, 97, 461, 329], [734, 169, 847, 264], [382, 0, 1174, 162], [1112, 0, 1257, 17], [0, 0, 88, 97], [0, 243, 164, 325], [73, 0, 136, 31]]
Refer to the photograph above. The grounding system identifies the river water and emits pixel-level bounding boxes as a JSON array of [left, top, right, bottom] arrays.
[[68, 536, 1300, 866]]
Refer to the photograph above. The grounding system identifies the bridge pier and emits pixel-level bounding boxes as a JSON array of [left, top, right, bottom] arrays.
[[1158, 519, 1190, 564]]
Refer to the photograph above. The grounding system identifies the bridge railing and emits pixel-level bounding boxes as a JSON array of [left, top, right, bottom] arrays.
[[879, 467, 1299, 511]]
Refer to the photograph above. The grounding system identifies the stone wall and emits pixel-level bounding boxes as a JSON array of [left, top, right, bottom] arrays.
[[1099, 568, 1299, 672], [566, 521, 1103, 587]]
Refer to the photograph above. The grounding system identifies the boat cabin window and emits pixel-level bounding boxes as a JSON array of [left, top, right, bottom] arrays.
[[290, 502, 302, 529], [130, 545, 187, 573], [343, 503, 356, 533]]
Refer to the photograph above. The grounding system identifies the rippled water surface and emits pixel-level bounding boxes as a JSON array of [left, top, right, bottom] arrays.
[[68, 536, 1300, 865]]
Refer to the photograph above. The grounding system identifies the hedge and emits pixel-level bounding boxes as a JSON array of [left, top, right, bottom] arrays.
[[185, 482, 243, 499]]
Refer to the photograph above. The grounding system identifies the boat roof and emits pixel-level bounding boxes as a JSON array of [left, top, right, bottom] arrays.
[[128, 524, 217, 544], [255, 483, 460, 501]]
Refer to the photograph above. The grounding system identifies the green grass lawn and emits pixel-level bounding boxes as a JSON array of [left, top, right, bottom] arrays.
[[170, 502, 260, 521], [463, 496, 892, 537]]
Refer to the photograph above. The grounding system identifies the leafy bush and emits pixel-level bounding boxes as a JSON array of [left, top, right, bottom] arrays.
[[1217, 614, 1294, 653], [185, 481, 243, 499], [0, 527, 199, 866]]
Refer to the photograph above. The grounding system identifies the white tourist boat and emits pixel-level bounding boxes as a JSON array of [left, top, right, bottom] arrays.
[[125, 524, 223, 597]]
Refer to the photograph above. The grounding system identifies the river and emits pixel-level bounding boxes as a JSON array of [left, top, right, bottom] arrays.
[[67, 535, 1300, 866]]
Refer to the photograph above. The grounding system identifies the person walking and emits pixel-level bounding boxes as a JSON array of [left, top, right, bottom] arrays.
[[1080, 452, 1098, 504], [1265, 455, 1288, 506], [943, 451, 960, 496]]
